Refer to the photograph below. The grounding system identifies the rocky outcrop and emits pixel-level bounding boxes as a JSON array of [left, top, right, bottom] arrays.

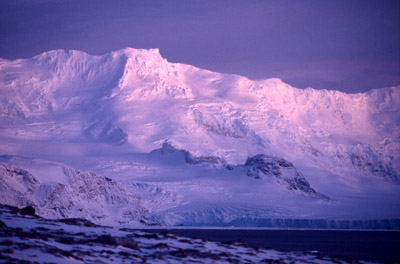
[[160, 142, 226, 168], [0, 163, 40, 208], [158, 143, 318, 196], [244, 154, 316, 195], [0, 162, 148, 225]]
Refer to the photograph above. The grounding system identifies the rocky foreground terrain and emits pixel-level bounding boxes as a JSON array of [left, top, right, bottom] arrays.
[[0, 204, 377, 264]]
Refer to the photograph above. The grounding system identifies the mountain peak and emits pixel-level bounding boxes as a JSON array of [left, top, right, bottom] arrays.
[[0, 48, 399, 179], [114, 47, 164, 61], [0, 47, 399, 228]]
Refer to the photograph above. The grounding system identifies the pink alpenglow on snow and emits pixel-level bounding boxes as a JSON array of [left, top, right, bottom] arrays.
[[0, 48, 399, 228]]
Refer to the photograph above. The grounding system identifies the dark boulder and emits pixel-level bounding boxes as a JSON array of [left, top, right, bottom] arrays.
[[20, 206, 35, 216]]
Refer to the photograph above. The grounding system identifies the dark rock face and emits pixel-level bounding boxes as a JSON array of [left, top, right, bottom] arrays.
[[161, 142, 179, 154], [161, 142, 226, 167], [245, 155, 287, 178], [244, 154, 316, 195], [20, 206, 35, 216], [83, 122, 128, 145], [185, 153, 225, 167], [59, 218, 102, 227], [159, 143, 318, 196], [350, 154, 399, 181], [93, 235, 139, 250], [0, 220, 7, 228]]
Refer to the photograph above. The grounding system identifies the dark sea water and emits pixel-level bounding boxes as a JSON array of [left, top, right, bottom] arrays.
[[140, 229, 400, 262]]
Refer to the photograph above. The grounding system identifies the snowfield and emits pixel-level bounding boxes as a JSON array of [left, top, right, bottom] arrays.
[[0, 47, 399, 228]]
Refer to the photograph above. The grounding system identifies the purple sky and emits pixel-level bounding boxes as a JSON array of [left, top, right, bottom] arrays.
[[0, 0, 399, 93]]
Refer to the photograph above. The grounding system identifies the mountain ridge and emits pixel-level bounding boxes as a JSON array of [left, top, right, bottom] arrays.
[[0, 47, 399, 227], [1, 47, 398, 172]]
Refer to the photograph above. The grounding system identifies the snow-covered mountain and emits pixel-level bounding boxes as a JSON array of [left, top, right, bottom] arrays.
[[0, 48, 399, 227]]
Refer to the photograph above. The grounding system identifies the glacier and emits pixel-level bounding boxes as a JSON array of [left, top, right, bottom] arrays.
[[0, 47, 399, 228]]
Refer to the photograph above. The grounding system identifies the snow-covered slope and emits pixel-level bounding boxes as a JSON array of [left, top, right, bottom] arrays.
[[0, 158, 148, 226], [0, 48, 399, 227], [0, 144, 324, 227], [1, 48, 398, 176]]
